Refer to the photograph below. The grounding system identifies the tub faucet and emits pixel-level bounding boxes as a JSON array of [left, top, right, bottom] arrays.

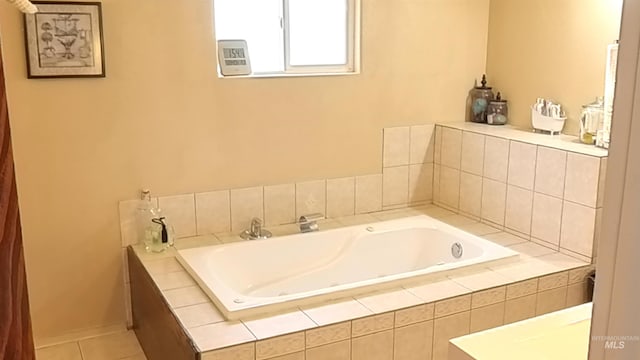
[[250, 217, 262, 236], [299, 213, 324, 233], [240, 217, 272, 240]]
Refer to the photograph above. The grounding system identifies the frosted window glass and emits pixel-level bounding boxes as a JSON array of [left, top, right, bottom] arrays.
[[214, 0, 284, 73], [288, 0, 348, 66]]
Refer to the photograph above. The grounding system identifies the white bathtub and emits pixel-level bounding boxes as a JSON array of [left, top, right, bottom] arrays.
[[177, 215, 519, 320]]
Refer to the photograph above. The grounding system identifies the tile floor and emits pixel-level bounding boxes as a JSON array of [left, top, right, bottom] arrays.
[[36, 330, 146, 360]]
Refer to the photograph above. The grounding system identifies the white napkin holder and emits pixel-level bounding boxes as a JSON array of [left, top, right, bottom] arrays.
[[531, 107, 566, 135]]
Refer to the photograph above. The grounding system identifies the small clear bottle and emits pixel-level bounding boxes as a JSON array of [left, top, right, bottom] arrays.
[[136, 190, 174, 252], [136, 189, 154, 249], [580, 97, 605, 145]]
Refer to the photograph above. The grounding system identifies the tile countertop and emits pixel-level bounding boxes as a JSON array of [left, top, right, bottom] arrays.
[[438, 122, 609, 158], [449, 302, 593, 360], [129, 205, 593, 353]]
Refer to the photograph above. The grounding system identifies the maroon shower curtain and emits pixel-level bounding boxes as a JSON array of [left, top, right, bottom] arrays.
[[0, 40, 35, 359]]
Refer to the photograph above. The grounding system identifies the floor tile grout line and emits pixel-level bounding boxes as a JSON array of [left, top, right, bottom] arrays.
[[76, 341, 84, 360]]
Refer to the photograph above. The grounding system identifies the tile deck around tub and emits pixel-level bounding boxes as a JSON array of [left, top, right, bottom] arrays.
[[437, 122, 608, 158], [128, 204, 593, 356]]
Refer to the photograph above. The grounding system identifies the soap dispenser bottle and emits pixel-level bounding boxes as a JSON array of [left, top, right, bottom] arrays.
[[147, 216, 173, 253], [137, 189, 174, 252]]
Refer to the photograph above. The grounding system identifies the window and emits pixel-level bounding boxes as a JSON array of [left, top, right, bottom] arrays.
[[214, 0, 359, 76]]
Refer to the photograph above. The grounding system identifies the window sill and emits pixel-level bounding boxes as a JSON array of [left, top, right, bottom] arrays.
[[216, 70, 360, 79]]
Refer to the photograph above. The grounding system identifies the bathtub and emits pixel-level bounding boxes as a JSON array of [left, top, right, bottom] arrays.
[[177, 215, 519, 320]]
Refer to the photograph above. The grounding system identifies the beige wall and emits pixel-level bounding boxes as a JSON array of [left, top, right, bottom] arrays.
[[486, 0, 623, 135], [0, 0, 490, 341]]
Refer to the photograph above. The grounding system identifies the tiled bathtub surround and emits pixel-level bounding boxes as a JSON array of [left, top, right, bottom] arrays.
[[383, 125, 435, 207], [119, 121, 603, 330], [129, 206, 593, 360], [119, 124, 435, 326], [433, 123, 607, 263], [120, 124, 435, 248]]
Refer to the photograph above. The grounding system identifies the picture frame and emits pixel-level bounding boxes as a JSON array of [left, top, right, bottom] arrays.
[[217, 40, 252, 76], [23, 1, 105, 78]]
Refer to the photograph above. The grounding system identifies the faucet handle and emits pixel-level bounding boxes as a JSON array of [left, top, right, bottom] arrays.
[[250, 217, 262, 235], [251, 217, 262, 226]]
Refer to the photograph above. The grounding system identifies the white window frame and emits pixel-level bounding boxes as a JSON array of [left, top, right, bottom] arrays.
[[215, 0, 360, 77], [282, 0, 359, 74]]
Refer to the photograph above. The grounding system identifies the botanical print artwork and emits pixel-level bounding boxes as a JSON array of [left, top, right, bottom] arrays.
[[24, 2, 104, 78], [35, 12, 95, 68]]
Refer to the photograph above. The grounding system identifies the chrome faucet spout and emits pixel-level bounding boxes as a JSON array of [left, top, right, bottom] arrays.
[[240, 217, 272, 240], [299, 213, 324, 233]]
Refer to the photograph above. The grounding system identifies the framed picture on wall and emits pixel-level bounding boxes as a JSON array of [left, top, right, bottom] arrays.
[[23, 1, 105, 78]]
